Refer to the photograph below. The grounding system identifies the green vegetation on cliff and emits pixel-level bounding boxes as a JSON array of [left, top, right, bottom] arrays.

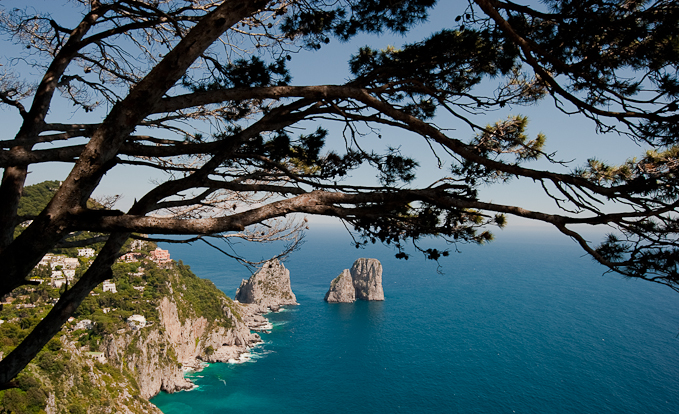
[[173, 261, 240, 328], [17, 181, 61, 217], [14, 181, 107, 253], [1, 181, 245, 413], [0, 258, 238, 413]]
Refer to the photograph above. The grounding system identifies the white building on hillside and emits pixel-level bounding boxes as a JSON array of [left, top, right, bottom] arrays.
[[39, 254, 54, 267], [63, 257, 79, 269], [130, 269, 145, 278], [87, 352, 107, 363], [78, 248, 95, 257], [49, 257, 65, 269], [127, 314, 146, 330], [130, 240, 146, 251], [102, 280, 117, 293], [63, 269, 76, 281], [74, 319, 94, 330]]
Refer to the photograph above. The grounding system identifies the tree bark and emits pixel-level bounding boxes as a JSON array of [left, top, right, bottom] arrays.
[[0, 6, 105, 251], [0, 233, 129, 385], [0, 0, 270, 297]]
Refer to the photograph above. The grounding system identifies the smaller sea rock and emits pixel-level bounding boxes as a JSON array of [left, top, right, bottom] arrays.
[[324, 269, 356, 303]]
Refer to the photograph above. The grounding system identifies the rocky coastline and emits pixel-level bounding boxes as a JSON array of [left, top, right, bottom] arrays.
[[100, 296, 264, 401], [233, 258, 299, 331], [137, 258, 299, 396], [1, 254, 303, 413], [0, 256, 300, 414]]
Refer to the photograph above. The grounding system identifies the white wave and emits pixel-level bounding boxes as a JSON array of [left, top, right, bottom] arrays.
[[250, 321, 273, 331], [248, 349, 273, 360], [227, 352, 253, 364]]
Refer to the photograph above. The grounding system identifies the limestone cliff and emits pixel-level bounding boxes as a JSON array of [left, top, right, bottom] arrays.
[[324, 269, 356, 303], [35, 290, 260, 413], [324, 258, 384, 302], [3, 252, 267, 414], [158, 297, 259, 364], [38, 338, 164, 414], [102, 325, 192, 400], [235, 259, 298, 312], [102, 296, 260, 400]]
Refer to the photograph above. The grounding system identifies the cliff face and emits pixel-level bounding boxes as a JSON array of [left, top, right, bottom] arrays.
[[235, 259, 298, 312], [37, 291, 260, 413], [102, 325, 192, 400], [324, 269, 356, 303], [4, 254, 269, 413], [102, 296, 261, 400], [158, 297, 259, 365], [324, 258, 384, 302], [38, 338, 164, 414]]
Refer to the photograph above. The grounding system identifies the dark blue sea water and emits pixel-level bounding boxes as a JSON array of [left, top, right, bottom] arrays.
[[151, 226, 679, 413]]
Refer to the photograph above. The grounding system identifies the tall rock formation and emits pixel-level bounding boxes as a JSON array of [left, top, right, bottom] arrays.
[[351, 258, 384, 301], [324, 258, 384, 302], [324, 269, 355, 303], [235, 259, 298, 312]]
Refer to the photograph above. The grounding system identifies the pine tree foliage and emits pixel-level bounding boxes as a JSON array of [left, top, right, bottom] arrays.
[[0, 0, 678, 386]]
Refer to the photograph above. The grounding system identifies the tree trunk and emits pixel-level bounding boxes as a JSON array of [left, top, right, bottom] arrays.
[[0, 232, 129, 386], [0, 166, 28, 251]]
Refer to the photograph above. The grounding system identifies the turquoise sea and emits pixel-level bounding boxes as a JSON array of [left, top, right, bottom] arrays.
[[151, 226, 679, 413]]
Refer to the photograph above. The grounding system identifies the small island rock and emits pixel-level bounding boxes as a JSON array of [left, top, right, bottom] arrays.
[[324, 258, 384, 302], [324, 269, 356, 303], [235, 259, 298, 312]]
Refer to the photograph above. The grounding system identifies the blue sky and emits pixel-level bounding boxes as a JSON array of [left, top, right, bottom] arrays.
[[0, 0, 647, 238]]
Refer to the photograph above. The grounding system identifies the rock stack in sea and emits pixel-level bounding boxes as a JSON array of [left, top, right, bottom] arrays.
[[324, 258, 384, 303], [235, 258, 298, 313], [324, 269, 355, 303]]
